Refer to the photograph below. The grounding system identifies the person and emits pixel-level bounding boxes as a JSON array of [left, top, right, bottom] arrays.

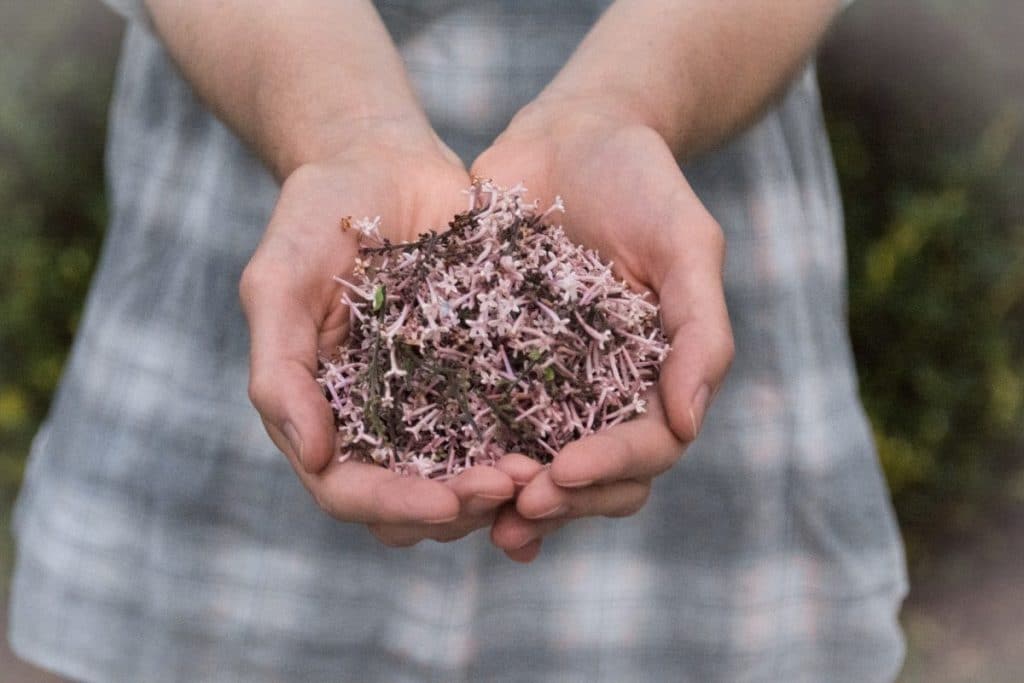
[[8, 0, 908, 680]]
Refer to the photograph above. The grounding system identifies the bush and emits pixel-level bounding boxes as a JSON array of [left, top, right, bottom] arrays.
[[820, 0, 1024, 572], [0, 5, 118, 493]]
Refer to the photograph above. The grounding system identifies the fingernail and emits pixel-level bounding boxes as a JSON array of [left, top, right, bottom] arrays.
[[426, 513, 460, 525], [528, 504, 567, 520], [283, 421, 304, 467], [555, 478, 593, 489], [689, 384, 711, 438], [513, 537, 537, 550], [465, 493, 506, 516]]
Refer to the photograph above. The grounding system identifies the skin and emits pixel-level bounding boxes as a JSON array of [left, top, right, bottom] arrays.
[[146, 0, 517, 546], [475, 0, 844, 561], [474, 115, 732, 561], [143, 0, 841, 556]]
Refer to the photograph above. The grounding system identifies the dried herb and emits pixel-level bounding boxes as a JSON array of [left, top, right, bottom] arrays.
[[317, 181, 669, 478]]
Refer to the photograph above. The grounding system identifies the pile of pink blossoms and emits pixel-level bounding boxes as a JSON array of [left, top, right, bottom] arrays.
[[317, 181, 669, 479]]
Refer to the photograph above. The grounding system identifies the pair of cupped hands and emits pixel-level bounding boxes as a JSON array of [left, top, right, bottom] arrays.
[[239, 96, 734, 562]]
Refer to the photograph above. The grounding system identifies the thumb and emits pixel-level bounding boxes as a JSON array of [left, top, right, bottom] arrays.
[[655, 212, 734, 444], [240, 263, 336, 473]]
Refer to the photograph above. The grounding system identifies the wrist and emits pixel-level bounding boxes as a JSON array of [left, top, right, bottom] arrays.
[[273, 106, 450, 182], [504, 89, 680, 154], [512, 92, 639, 135], [475, 93, 669, 219]]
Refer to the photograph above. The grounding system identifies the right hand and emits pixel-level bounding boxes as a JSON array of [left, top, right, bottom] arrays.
[[240, 122, 516, 546], [472, 99, 734, 562]]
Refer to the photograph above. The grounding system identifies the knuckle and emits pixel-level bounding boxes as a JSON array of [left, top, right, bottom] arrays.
[[698, 215, 726, 257], [240, 257, 293, 308], [238, 261, 266, 303], [708, 220, 726, 255], [682, 215, 726, 271], [247, 372, 273, 409], [719, 328, 736, 367], [704, 227, 729, 270], [699, 324, 735, 379]]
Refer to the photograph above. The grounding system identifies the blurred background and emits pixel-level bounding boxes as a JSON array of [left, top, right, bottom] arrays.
[[1, 1, 1021, 681]]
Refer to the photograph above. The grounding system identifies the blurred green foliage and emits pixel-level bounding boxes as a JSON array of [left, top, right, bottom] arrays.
[[820, 1, 1024, 571], [0, 1, 1021, 581], [0, 3, 120, 555]]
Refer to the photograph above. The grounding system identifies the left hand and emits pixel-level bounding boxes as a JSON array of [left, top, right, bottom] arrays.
[[240, 126, 515, 549], [471, 96, 735, 562]]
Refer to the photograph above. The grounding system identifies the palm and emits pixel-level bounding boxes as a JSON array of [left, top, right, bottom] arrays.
[[242, 149, 517, 546], [256, 153, 473, 354]]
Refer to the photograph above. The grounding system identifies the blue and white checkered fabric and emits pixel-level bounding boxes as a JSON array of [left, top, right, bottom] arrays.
[[9, 2, 907, 681]]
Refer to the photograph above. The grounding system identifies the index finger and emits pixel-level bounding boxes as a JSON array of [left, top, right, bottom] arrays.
[[304, 458, 460, 525], [548, 392, 683, 488]]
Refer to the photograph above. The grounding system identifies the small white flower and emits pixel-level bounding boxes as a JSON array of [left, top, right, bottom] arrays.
[[557, 273, 580, 302]]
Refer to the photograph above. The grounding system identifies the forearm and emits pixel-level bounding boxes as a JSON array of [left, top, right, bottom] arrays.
[[144, 0, 432, 180], [534, 0, 842, 158]]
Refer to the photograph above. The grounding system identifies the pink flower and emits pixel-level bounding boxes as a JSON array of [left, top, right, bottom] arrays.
[[316, 181, 669, 479]]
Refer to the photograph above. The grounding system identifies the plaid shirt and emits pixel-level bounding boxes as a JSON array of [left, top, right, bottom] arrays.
[[9, 2, 907, 681]]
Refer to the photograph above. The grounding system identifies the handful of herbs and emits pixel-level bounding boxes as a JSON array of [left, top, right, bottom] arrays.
[[317, 181, 669, 479]]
